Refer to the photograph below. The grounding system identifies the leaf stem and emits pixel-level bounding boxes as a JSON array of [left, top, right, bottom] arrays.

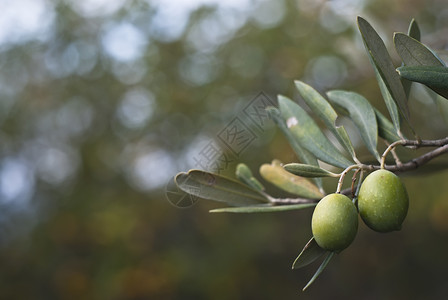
[[336, 165, 360, 193], [381, 140, 406, 168], [384, 141, 403, 165]]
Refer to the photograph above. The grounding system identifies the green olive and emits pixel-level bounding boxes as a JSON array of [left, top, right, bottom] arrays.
[[357, 169, 409, 233], [312, 193, 358, 251]]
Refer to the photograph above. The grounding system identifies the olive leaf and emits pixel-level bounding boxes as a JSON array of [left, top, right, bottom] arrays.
[[357, 17, 410, 129], [210, 203, 316, 213], [303, 252, 335, 291], [327, 90, 380, 161], [394, 33, 448, 99], [394, 33, 445, 67], [374, 65, 402, 133], [175, 170, 269, 207], [408, 18, 420, 41], [401, 19, 421, 96], [278, 95, 352, 168], [292, 237, 327, 269], [374, 108, 403, 143], [294, 80, 357, 161], [266, 107, 319, 167], [397, 66, 448, 99], [266, 107, 323, 190], [259, 160, 324, 199], [283, 163, 338, 178], [235, 163, 265, 192]]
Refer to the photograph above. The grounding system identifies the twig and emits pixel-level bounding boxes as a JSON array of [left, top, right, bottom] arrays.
[[399, 137, 448, 147], [373, 144, 448, 173], [271, 188, 352, 205], [381, 137, 448, 169]]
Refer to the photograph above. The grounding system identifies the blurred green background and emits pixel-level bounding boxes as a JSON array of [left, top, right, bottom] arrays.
[[1, 0, 448, 299]]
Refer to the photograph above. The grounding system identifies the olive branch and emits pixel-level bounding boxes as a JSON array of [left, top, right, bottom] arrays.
[[174, 17, 448, 290], [275, 136, 448, 205]]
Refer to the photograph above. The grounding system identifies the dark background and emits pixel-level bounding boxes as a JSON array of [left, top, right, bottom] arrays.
[[0, 0, 448, 299]]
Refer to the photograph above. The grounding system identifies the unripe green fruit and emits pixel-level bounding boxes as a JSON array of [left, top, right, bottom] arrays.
[[358, 169, 409, 233], [312, 193, 358, 251]]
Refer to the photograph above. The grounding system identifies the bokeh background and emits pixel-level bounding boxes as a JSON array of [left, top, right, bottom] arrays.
[[1, 0, 448, 299]]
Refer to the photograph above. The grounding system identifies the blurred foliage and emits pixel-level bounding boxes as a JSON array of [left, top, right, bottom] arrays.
[[0, 0, 448, 299]]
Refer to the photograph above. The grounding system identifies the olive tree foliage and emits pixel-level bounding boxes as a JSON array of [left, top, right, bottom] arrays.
[[175, 17, 448, 290]]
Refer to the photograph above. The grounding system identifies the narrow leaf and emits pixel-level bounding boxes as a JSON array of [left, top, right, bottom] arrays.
[[327, 90, 380, 161], [394, 33, 445, 67], [303, 252, 335, 291], [397, 66, 448, 99], [374, 108, 403, 143], [394, 31, 446, 100], [408, 18, 420, 41], [358, 17, 410, 124], [364, 35, 403, 135], [236, 163, 265, 191], [402, 19, 421, 96], [278, 95, 352, 168], [283, 163, 337, 178], [175, 170, 269, 206], [266, 107, 323, 190], [401, 19, 428, 97], [260, 160, 324, 199], [292, 237, 327, 269], [210, 203, 316, 213], [374, 66, 401, 133], [294, 80, 356, 160], [266, 107, 318, 166]]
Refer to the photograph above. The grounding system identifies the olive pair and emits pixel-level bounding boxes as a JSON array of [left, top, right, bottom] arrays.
[[312, 170, 409, 251]]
